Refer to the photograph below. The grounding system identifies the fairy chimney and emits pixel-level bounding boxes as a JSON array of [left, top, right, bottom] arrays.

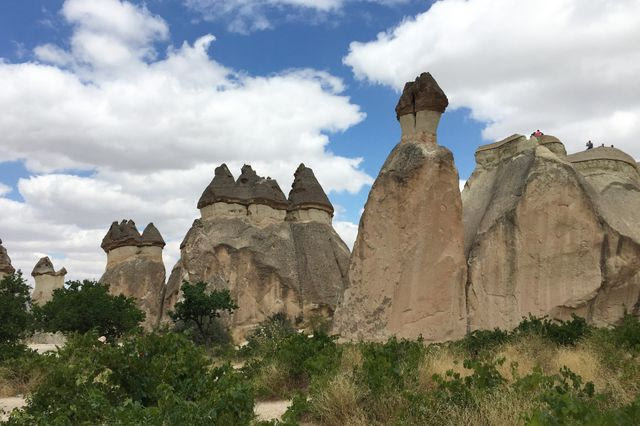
[[0, 239, 16, 280], [287, 164, 334, 224], [31, 256, 66, 305]]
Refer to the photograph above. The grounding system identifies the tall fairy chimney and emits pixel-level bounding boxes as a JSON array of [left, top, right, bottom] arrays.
[[395, 72, 449, 144], [31, 256, 67, 305]]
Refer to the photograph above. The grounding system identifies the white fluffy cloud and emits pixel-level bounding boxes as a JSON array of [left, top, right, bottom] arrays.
[[184, 0, 409, 33], [0, 0, 370, 282], [345, 0, 640, 159]]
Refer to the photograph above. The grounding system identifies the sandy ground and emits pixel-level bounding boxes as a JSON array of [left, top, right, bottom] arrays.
[[0, 397, 26, 421], [254, 400, 291, 422]]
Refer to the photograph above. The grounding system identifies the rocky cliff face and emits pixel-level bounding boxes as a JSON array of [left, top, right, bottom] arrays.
[[332, 73, 467, 342], [100, 220, 166, 329], [164, 164, 349, 340], [463, 136, 640, 330], [0, 239, 15, 279], [31, 256, 66, 305]]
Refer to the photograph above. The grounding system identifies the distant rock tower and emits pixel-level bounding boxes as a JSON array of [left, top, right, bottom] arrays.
[[0, 239, 16, 280], [333, 72, 467, 342], [100, 220, 166, 329], [164, 163, 350, 341], [31, 256, 67, 305]]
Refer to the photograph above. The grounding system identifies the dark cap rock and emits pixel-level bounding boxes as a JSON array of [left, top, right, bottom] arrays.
[[395, 72, 449, 118], [101, 220, 142, 252], [198, 164, 288, 210], [288, 164, 334, 215], [0, 239, 15, 275], [32, 256, 66, 277], [197, 164, 239, 209], [141, 223, 166, 248]]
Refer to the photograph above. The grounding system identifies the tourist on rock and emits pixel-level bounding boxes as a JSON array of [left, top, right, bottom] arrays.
[[586, 140, 593, 150]]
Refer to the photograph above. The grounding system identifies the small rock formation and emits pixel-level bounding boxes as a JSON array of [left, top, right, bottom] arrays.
[[332, 72, 467, 342], [100, 220, 166, 329], [463, 135, 640, 330], [164, 164, 349, 341], [0, 239, 15, 280], [31, 257, 67, 305]]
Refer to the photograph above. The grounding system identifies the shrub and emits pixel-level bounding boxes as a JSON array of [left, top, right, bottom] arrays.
[[170, 281, 237, 347], [356, 337, 425, 395], [5, 332, 254, 425], [610, 314, 640, 350], [0, 273, 33, 349], [460, 328, 510, 356], [515, 314, 591, 346], [33, 280, 144, 340], [241, 313, 296, 359]]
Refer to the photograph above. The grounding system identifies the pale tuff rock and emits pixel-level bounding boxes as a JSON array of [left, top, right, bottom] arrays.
[[31, 256, 66, 305], [333, 73, 467, 343], [537, 134, 567, 157], [0, 239, 15, 279], [164, 164, 349, 341], [464, 135, 640, 330], [100, 220, 166, 329]]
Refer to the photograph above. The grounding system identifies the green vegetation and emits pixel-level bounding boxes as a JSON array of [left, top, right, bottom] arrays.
[[0, 274, 33, 361], [34, 280, 145, 340], [2, 277, 640, 425], [169, 281, 237, 347]]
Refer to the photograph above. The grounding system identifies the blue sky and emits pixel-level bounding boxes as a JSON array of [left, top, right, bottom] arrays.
[[1, 0, 638, 281]]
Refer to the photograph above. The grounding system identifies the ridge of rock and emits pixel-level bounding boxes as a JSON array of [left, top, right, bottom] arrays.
[[197, 164, 238, 208], [567, 146, 639, 169], [288, 164, 333, 214], [395, 72, 449, 118]]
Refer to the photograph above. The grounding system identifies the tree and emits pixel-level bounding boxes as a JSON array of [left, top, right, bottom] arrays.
[[0, 272, 33, 354], [170, 281, 238, 346], [34, 280, 144, 340]]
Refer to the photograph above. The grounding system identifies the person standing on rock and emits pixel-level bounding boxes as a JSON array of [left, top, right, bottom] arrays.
[[586, 140, 593, 150]]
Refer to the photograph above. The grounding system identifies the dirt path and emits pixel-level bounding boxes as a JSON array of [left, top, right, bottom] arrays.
[[0, 397, 26, 421], [254, 400, 291, 422], [27, 344, 59, 354]]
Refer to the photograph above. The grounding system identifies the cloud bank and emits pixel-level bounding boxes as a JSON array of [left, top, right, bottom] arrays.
[[345, 0, 640, 159], [0, 0, 370, 282]]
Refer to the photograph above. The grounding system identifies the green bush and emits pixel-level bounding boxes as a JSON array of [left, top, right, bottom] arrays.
[[460, 328, 510, 355], [0, 273, 33, 350], [515, 314, 591, 346], [33, 280, 144, 340], [356, 337, 425, 395], [6, 332, 254, 425], [610, 314, 640, 350], [432, 357, 506, 406], [241, 313, 296, 358], [170, 281, 237, 347]]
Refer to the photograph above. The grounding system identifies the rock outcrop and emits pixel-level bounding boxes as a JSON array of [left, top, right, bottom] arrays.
[[0, 239, 15, 279], [332, 72, 467, 342], [164, 164, 349, 340], [100, 220, 166, 329], [31, 257, 66, 305], [463, 135, 640, 330]]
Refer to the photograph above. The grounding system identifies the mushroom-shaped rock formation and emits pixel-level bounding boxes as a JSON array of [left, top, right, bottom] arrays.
[[141, 223, 166, 248], [197, 164, 238, 209], [395, 72, 449, 144], [287, 164, 334, 223], [463, 135, 640, 330], [198, 164, 289, 224], [536, 134, 567, 156], [0, 239, 15, 278], [31, 256, 67, 305], [163, 163, 350, 341], [101, 220, 142, 253], [100, 221, 166, 329], [333, 72, 467, 343]]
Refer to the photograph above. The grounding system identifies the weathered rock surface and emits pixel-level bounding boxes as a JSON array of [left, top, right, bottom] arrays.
[[164, 164, 349, 340], [100, 221, 166, 329], [0, 239, 15, 279], [333, 73, 467, 342], [31, 256, 66, 305], [463, 136, 640, 330]]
